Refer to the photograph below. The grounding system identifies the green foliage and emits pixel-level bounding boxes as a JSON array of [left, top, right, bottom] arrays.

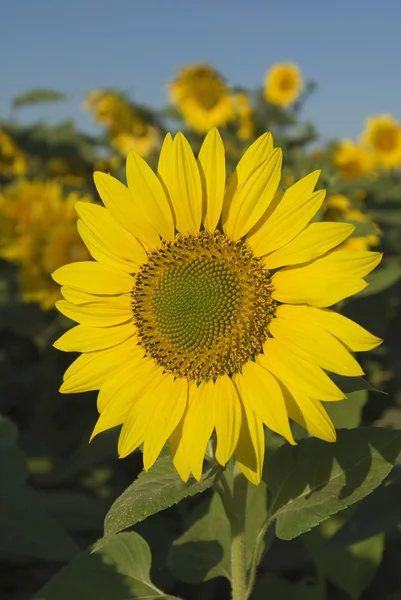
[[100, 455, 223, 542], [0, 418, 78, 561], [34, 532, 180, 600], [168, 477, 268, 584], [266, 428, 401, 541], [12, 89, 67, 109]]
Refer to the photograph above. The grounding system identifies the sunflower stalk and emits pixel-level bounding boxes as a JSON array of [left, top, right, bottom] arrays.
[[222, 468, 250, 600]]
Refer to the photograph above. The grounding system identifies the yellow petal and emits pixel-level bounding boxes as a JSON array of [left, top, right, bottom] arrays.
[[293, 251, 383, 278], [234, 362, 295, 444], [143, 377, 188, 471], [248, 188, 325, 257], [223, 149, 282, 240], [272, 270, 368, 307], [94, 171, 159, 250], [60, 286, 107, 305], [181, 381, 215, 480], [272, 250, 382, 307], [282, 384, 336, 442], [234, 399, 265, 485], [167, 132, 202, 234], [269, 316, 364, 376], [91, 359, 154, 440], [97, 356, 154, 413], [263, 222, 355, 269], [118, 370, 172, 458], [169, 414, 191, 482], [232, 132, 274, 182], [76, 202, 147, 270], [198, 128, 225, 233], [276, 305, 382, 352], [60, 337, 141, 394], [258, 338, 345, 401], [53, 323, 135, 353], [52, 262, 134, 295], [55, 296, 132, 327], [214, 375, 242, 467], [158, 133, 173, 188], [126, 150, 175, 241]]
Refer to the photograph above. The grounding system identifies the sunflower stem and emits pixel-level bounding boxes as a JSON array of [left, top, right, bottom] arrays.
[[230, 468, 249, 600]]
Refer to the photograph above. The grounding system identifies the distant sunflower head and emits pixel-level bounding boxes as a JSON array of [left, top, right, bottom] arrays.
[[0, 129, 27, 178], [264, 63, 302, 106], [168, 63, 236, 133], [362, 114, 401, 168], [0, 180, 91, 309], [53, 130, 382, 484], [333, 140, 373, 180]]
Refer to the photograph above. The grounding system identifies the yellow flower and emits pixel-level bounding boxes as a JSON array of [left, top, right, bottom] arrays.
[[83, 90, 128, 129], [235, 93, 254, 140], [323, 194, 382, 252], [0, 180, 92, 309], [362, 114, 401, 168], [168, 64, 236, 133], [264, 63, 302, 106], [53, 130, 382, 485], [333, 140, 373, 180], [84, 90, 159, 158], [0, 129, 27, 177], [111, 123, 159, 159]]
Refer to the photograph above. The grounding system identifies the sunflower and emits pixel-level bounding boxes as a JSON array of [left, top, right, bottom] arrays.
[[333, 140, 373, 180], [84, 90, 159, 159], [235, 93, 254, 140], [111, 123, 159, 159], [0, 180, 92, 309], [323, 194, 382, 252], [264, 63, 302, 107], [53, 130, 382, 484], [168, 64, 237, 133], [362, 114, 401, 169], [0, 128, 27, 178]]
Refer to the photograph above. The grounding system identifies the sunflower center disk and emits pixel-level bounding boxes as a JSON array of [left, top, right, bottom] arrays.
[[132, 231, 275, 381]]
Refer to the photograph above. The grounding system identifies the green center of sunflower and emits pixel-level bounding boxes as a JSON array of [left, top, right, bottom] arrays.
[[132, 231, 275, 382]]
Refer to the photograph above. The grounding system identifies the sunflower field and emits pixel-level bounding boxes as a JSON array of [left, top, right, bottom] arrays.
[[2, 62, 401, 600]]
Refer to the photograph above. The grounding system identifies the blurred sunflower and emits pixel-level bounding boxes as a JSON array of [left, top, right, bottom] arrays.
[[0, 128, 27, 177], [0, 180, 92, 309], [323, 194, 382, 251], [83, 90, 125, 129], [84, 90, 159, 158], [168, 64, 236, 133], [111, 121, 160, 159], [235, 92, 254, 140], [362, 114, 401, 169], [264, 63, 302, 107], [333, 140, 373, 180], [53, 130, 382, 484]]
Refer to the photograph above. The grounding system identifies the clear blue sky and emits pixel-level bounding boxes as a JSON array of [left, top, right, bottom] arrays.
[[2, 0, 401, 142]]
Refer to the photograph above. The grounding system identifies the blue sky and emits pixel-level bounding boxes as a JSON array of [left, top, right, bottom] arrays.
[[2, 0, 401, 142]]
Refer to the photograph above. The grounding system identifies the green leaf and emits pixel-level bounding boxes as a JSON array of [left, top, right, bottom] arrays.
[[253, 573, 325, 600], [329, 474, 401, 545], [167, 493, 231, 583], [324, 390, 367, 429], [266, 427, 401, 541], [34, 532, 180, 600], [305, 515, 384, 600], [167, 477, 268, 584], [12, 88, 67, 108], [100, 456, 223, 544], [0, 418, 78, 561], [330, 374, 383, 395]]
